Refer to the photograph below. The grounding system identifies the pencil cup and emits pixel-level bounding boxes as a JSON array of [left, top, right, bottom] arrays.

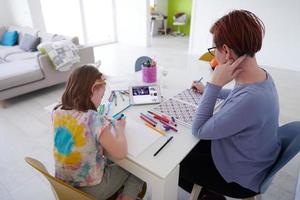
[[142, 65, 157, 83]]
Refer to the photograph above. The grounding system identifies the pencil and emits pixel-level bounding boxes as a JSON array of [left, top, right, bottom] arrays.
[[145, 122, 166, 136], [153, 136, 173, 156]]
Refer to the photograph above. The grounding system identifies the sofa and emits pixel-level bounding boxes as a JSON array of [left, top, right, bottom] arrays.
[[0, 25, 94, 103]]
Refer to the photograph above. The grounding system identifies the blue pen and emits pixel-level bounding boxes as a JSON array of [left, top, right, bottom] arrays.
[[113, 104, 132, 118]]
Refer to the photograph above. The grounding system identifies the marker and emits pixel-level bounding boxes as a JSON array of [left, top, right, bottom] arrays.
[[140, 113, 157, 125], [119, 91, 125, 101], [159, 120, 178, 132], [113, 104, 132, 118], [113, 113, 125, 120], [98, 104, 105, 114], [147, 111, 166, 122], [171, 116, 176, 123], [161, 114, 177, 127], [108, 91, 115, 102], [140, 115, 156, 127], [153, 136, 173, 156], [114, 92, 117, 106], [144, 122, 166, 136], [105, 102, 111, 116]]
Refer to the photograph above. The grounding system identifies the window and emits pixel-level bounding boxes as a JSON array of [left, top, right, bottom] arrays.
[[41, 0, 116, 45]]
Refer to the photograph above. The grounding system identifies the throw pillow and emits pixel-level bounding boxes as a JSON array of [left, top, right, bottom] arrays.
[[19, 33, 41, 52], [0, 31, 18, 46], [0, 26, 7, 41], [38, 40, 80, 71]]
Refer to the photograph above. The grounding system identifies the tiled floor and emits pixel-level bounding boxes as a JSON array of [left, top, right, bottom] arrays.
[[1, 35, 299, 200]]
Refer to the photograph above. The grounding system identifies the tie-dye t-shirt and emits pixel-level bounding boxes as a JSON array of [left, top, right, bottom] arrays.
[[52, 107, 108, 187]]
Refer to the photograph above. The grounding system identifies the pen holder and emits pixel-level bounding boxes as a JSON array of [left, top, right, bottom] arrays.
[[142, 65, 157, 83]]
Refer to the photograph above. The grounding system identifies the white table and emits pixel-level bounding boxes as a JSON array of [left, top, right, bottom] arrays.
[[107, 67, 209, 200]]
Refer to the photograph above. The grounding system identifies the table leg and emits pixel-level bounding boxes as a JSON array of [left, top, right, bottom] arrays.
[[151, 20, 154, 37], [163, 19, 167, 35], [116, 159, 179, 200], [150, 165, 179, 200]]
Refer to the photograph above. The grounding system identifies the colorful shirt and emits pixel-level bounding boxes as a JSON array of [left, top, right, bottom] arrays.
[[52, 107, 107, 187]]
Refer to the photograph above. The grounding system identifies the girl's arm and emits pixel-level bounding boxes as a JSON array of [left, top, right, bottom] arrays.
[[99, 119, 128, 160]]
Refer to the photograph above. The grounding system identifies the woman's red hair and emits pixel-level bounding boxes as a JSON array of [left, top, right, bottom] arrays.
[[210, 10, 265, 57]]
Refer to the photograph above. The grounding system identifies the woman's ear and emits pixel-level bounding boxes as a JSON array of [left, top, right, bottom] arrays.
[[222, 44, 232, 60]]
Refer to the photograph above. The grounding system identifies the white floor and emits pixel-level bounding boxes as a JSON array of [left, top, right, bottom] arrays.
[[1, 35, 300, 200]]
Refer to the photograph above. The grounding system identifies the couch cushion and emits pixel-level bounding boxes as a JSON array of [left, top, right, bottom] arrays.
[[37, 31, 56, 43], [0, 59, 44, 91], [5, 51, 39, 62], [7, 26, 38, 44], [52, 34, 79, 45], [19, 33, 41, 52], [0, 46, 23, 59], [1, 31, 18, 46]]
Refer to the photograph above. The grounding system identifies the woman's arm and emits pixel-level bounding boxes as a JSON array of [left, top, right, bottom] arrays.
[[218, 89, 231, 99], [192, 83, 256, 139]]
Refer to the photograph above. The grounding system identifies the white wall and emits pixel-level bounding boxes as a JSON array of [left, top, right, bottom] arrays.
[[155, 0, 168, 15], [189, 0, 300, 71], [115, 0, 150, 47], [0, 0, 13, 25], [27, 0, 46, 31], [7, 0, 33, 27]]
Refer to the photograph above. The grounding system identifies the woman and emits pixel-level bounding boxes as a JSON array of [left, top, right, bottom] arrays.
[[179, 10, 281, 199]]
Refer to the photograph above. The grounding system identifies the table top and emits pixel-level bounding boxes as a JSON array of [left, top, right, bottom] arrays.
[[105, 63, 215, 179]]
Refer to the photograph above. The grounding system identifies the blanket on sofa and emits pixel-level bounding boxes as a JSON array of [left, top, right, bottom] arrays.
[[38, 40, 80, 71]]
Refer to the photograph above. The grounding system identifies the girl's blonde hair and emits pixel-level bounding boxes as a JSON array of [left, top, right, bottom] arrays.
[[58, 65, 105, 112]]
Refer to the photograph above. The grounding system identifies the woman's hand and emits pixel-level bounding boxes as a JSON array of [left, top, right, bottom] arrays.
[[211, 55, 246, 87], [191, 81, 205, 94]]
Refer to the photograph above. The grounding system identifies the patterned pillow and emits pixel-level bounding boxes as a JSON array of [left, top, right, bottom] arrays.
[[38, 40, 80, 71]]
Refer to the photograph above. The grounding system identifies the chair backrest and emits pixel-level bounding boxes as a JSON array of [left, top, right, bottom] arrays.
[[260, 121, 300, 192], [135, 56, 152, 72], [173, 12, 187, 23], [25, 157, 96, 200]]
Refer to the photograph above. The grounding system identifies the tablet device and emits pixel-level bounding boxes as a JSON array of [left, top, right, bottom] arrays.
[[129, 85, 162, 105]]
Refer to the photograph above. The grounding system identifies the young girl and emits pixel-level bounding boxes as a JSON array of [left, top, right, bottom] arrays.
[[52, 65, 145, 200]]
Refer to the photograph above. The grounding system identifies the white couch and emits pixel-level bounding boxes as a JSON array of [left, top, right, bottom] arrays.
[[0, 26, 94, 102]]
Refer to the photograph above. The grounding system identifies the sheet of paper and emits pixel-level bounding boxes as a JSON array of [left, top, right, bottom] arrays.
[[125, 117, 162, 157], [106, 75, 134, 91]]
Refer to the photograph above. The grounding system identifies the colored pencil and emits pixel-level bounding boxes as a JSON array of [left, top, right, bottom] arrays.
[[140, 113, 157, 124], [140, 115, 156, 127], [144, 122, 166, 136]]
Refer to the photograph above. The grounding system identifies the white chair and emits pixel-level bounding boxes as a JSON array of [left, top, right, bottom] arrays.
[[172, 13, 187, 36]]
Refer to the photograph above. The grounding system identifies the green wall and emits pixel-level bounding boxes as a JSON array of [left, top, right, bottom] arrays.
[[167, 0, 192, 35]]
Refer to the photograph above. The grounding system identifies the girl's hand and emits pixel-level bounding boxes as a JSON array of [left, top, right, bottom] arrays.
[[114, 118, 126, 134], [191, 81, 205, 94], [211, 55, 246, 87]]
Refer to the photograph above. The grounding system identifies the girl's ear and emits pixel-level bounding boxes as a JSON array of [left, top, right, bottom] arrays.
[[91, 82, 97, 94]]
